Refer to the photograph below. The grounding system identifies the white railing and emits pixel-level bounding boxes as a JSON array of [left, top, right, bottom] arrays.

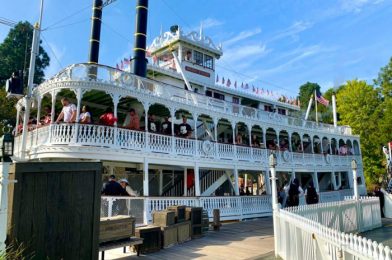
[[299, 189, 354, 205], [42, 63, 354, 136], [276, 197, 385, 260], [101, 195, 272, 224], [200, 170, 226, 194], [15, 124, 362, 169]]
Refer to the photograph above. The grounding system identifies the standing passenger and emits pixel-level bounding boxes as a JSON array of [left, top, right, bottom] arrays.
[[178, 115, 192, 138], [305, 181, 319, 204], [161, 117, 172, 135], [55, 97, 77, 123], [99, 107, 117, 126], [123, 108, 140, 130]]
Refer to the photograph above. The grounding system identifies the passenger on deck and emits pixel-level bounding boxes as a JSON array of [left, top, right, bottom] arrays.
[[123, 108, 140, 130], [185, 51, 192, 61], [235, 133, 243, 145], [148, 114, 160, 133], [55, 97, 77, 123], [119, 179, 139, 196], [99, 107, 117, 126], [178, 115, 192, 138], [161, 117, 172, 135], [102, 175, 127, 196], [285, 178, 304, 207], [79, 105, 92, 124], [280, 139, 289, 151], [305, 181, 319, 204], [41, 105, 52, 125], [339, 144, 348, 155], [251, 135, 261, 147]]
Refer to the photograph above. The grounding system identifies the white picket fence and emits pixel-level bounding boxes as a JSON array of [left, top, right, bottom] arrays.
[[101, 195, 273, 224], [276, 197, 386, 260]]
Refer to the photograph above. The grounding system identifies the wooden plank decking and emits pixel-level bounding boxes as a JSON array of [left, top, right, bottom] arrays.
[[103, 217, 275, 260]]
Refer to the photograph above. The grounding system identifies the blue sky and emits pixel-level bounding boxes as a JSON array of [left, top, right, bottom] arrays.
[[1, 0, 392, 97]]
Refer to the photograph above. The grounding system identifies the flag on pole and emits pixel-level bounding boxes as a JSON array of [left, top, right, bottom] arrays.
[[226, 79, 231, 87], [216, 74, 219, 83], [234, 81, 237, 88], [124, 58, 130, 65], [316, 90, 330, 106], [222, 77, 225, 85]]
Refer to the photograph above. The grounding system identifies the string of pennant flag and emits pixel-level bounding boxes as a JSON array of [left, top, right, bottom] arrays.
[[216, 74, 300, 107]]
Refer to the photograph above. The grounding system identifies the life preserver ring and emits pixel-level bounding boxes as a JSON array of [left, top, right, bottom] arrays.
[[282, 150, 291, 162], [202, 140, 214, 155]]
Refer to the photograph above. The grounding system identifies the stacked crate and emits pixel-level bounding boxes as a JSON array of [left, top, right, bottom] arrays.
[[135, 225, 162, 253], [167, 205, 186, 223], [186, 207, 203, 238], [167, 205, 191, 243], [202, 210, 209, 233], [99, 215, 136, 243], [152, 210, 178, 248]]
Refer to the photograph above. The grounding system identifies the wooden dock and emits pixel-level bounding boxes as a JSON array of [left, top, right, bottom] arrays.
[[103, 217, 275, 260]]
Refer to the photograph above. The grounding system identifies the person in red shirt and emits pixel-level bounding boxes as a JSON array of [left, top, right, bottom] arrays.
[[99, 107, 117, 126]]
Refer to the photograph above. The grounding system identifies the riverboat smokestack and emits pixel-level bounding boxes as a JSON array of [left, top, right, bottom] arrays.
[[131, 0, 148, 77], [88, 0, 103, 65]]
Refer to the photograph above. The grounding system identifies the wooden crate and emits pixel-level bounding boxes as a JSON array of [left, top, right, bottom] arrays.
[[167, 205, 186, 223], [202, 210, 209, 232], [186, 207, 203, 225], [99, 215, 135, 243], [135, 225, 161, 254], [161, 225, 178, 248], [190, 224, 203, 238], [152, 210, 175, 227], [175, 221, 191, 243]]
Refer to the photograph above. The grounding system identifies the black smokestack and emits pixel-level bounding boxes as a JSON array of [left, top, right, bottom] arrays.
[[131, 0, 148, 77], [88, 0, 103, 65]]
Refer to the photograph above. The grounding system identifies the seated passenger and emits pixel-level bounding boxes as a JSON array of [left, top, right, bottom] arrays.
[[236, 133, 243, 145], [41, 105, 52, 125], [252, 135, 260, 147], [339, 144, 348, 155], [99, 107, 117, 126], [79, 105, 92, 124], [161, 117, 172, 135], [178, 115, 192, 138], [148, 114, 160, 133], [123, 108, 140, 130]]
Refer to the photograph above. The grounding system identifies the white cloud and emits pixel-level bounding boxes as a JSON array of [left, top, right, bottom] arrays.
[[191, 18, 224, 32], [267, 21, 313, 43], [340, 0, 384, 13], [223, 28, 262, 47], [220, 44, 270, 66]]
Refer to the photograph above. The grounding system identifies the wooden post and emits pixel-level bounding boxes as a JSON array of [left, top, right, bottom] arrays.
[[212, 209, 221, 231]]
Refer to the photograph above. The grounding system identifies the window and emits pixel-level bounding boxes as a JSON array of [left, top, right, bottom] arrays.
[[206, 90, 212, 97], [264, 105, 273, 112], [213, 92, 225, 100], [277, 108, 286, 115], [204, 55, 213, 69], [232, 97, 240, 104], [194, 51, 203, 66]]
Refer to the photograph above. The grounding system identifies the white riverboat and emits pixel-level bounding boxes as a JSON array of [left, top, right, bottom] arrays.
[[12, 25, 365, 223]]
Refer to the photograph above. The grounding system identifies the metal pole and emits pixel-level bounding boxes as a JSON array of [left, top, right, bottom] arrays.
[[304, 94, 313, 121], [269, 153, 279, 257], [352, 159, 359, 200], [314, 90, 318, 124], [20, 0, 44, 160], [332, 93, 338, 128]]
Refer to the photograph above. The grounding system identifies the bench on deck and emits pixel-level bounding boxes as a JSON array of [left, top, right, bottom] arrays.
[[99, 237, 144, 260]]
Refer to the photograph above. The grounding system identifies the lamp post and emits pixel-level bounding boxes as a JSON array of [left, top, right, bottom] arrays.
[[351, 159, 359, 200], [269, 153, 279, 257], [0, 125, 14, 250]]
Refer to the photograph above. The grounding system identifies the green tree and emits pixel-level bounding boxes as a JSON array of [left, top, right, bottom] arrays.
[[298, 82, 321, 110], [337, 80, 384, 186], [0, 21, 50, 133]]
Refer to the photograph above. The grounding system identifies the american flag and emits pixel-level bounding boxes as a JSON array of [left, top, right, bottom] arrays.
[[316, 90, 330, 106]]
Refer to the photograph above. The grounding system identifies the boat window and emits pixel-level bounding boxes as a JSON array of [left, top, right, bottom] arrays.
[[194, 50, 203, 66], [233, 97, 240, 104], [264, 105, 273, 112], [206, 90, 212, 97], [213, 92, 225, 100], [277, 108, 286, 115], [204, 54, 213, 69]]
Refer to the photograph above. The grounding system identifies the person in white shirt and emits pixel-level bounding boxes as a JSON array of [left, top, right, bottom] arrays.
[[55, 97, 77, 123], [79, 105, 92, 124], [119, 179, 138, 196]]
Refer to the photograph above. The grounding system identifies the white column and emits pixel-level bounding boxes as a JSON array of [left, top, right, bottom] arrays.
[[50, 90, 56, 123], [75, 88, 82, 123], [36, 97, 42, 127], [265, 167, 272, 195], [159, 169, 163, 196], [331, 171, 338, 190], [352, 160, 359, 200], [194, 163, 200, 196], [244, 173, 248, 189], [170, 108, 175, 137], [288, 133, 292, 152], [15, 107, 20, 136], [0, 162, 11, 251], [193, 114, 198, 140], [262, 128, 266, 147], [178, 43, 183, 61], [143, 102, 150, 131], [313, 171, 319, 192], [269, 154, 279, 258], [143, 158, 149, 196], [183, 168, 187, 196], [112, 94, 120, 127], [232, 123, 236, 145], [234, 166, 239, 196], [213, 117, 218, 142], [248, 125, 252, 146], [332, 93, 338, 128]]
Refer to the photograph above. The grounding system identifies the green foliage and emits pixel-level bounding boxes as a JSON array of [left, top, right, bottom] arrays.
[[0, 21, 50, 88], [298, 82, 320, 110], [337, 80, 384, 186], [0, 21, 50, 133]]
